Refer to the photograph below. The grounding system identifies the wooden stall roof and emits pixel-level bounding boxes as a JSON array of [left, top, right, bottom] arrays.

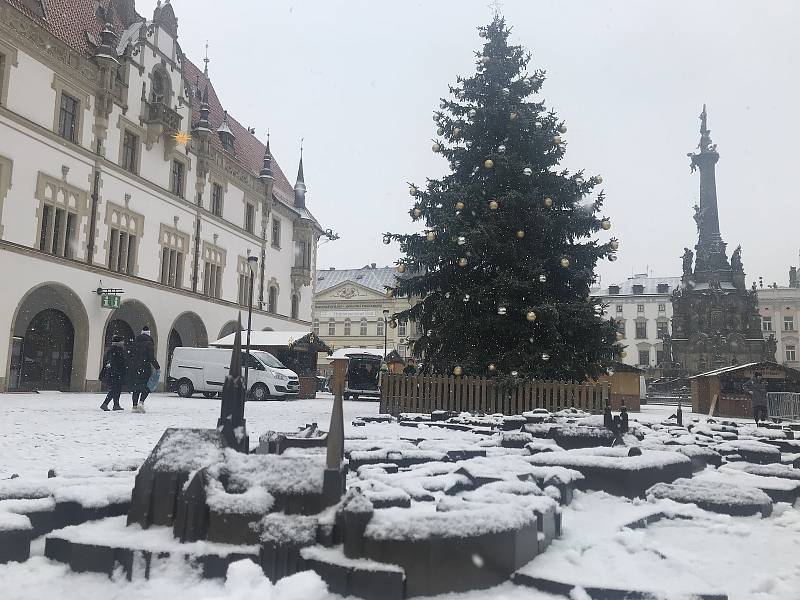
[[688, 362, 800, 381]]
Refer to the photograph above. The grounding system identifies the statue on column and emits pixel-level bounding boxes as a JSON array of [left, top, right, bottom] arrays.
[[731, 245, 743, 272], [682, 247, 694, 276], [692, 204, 705, 233]]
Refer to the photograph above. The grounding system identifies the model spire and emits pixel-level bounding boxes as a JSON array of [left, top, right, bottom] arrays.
[[294, 141, 307, 208], [259, 133, 274, 182]]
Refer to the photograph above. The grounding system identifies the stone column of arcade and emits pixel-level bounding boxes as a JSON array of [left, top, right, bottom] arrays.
[[323, 357, 348, 504]]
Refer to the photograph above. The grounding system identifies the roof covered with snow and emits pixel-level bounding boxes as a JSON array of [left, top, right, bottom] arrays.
[[592, 275, 682, 297], [316, 266, 398, 294], [212, 330, 312, 348]]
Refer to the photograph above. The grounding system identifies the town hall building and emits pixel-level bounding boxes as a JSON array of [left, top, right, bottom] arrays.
[[0, 0, 323, 391]]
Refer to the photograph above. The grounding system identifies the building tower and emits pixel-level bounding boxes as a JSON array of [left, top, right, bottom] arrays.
[[670, 107, 766, 374]]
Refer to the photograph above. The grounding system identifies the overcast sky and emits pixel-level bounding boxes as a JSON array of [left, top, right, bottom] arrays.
[[142, 0, 799, 287]]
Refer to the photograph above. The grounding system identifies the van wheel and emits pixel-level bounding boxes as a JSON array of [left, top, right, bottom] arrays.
[[343, 393, 351, 401], [177, 379, 194, 398], [202, 392, 218, 399], [250, 383, 269, 401], [352, 394, 360, 401]]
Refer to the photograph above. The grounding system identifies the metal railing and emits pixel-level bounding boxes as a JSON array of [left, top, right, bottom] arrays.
[[145, 100, 182, 133], [767, 392, 800, 422]]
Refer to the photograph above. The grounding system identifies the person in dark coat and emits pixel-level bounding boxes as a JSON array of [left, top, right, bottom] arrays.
[[100, 335, 127, 411], [403, 359, 417, 376], [130, 326, 159, 413], [743, 372, 768, 424]]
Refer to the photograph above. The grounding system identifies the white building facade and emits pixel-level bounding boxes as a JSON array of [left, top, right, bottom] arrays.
[[756, 286, 800, 368], [594, 275, 682, 370], [0, 0, 322, 392]]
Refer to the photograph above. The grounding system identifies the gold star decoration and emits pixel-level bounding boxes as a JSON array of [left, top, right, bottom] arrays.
[[173, 131, 192, 145]]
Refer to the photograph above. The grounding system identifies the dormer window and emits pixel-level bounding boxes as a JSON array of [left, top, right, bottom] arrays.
[[608, 285, 620, 295], [632, 284, 644, 295], [657, 283, 669, 294], [217, 110, 236, 155]]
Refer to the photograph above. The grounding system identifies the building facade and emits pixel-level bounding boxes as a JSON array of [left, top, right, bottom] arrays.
[[0, 0, 322, 392], [594, 275, 681, 370], [756, 286, 800, 369], [313, 265, 418, 375]]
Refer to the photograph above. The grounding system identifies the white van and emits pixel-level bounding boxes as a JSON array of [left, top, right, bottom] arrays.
[[168, 347, 299, 401]]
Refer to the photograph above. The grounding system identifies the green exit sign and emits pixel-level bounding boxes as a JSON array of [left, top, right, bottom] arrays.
[[101, 294, 121, 309]]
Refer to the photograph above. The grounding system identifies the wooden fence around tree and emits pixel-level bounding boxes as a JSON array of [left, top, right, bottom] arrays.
[[380, 374, 611, 416]]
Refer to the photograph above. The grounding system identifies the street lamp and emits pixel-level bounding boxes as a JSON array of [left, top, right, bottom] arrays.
[[244, 255, 258, 396], [383, 309, 390, 360]]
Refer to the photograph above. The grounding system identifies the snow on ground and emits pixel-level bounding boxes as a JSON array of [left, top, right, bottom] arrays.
[[2, 395, 799, 599], [0, 392, 377, 479]]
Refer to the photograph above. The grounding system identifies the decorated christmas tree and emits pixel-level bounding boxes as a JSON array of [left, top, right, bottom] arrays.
[[384, 17, 621, 381]]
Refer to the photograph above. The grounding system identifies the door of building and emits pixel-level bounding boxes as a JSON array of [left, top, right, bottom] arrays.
[[19, 309, 74, 391]]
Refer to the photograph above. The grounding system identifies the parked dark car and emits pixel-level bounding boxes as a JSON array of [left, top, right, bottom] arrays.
[[343, 353, 382, 401]]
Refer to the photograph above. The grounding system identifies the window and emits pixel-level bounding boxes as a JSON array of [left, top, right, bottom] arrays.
[[121, 131, 138, 173], [658, 303, 666, 313], [171, 160, 185, 197], [38, 204, 77, 258], [0, 52, 6, 106], [638, 350, 650, 366], [108, 227, 137, 274], [211, 183, 223, 216], [159, 225, 189, 289], [632, 284, 644, 295], [271, 218, 281, 248], [360, 317, 368, 336], [313, 319, 320, 336], [635, 321, 647, 339], [656, 322, 668, 339], [328, 318, 335, 336], [268, 286, 278, 313], [786, 345, 796, 362], [616, 321, 626, 337], [762, 316, 773, 331], [201, 242, 225, 299], [244, 202, 255, 234], [637, 304, 645, 313], [615, 305, 623, 314], [399, 320, 407, 336], [58, 93, 79, 142], [151, 70, 168, 103], [608, 285, 620, 295], [377, 317, 385, 336], [657, 283, 670, 294], [344, 318, 352, 336], [296, 240, 310, 267], [291, 294, 300, 320], [656, 350, 665, 365], [237, 257, 253, 306], [784, 316, 794, 331]]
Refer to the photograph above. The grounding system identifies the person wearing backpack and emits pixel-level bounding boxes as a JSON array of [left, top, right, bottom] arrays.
[[129, 325, 160, 413], [100, 335, 127, 411]]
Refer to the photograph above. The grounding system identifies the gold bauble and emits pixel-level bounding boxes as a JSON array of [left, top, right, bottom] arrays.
[[389, 320, 398, 329], [560, 257, 570, 268], [413, 208, 422, 217], [558, 124, 567, 133], [426, 231, 436, 241], [453, 366, 463, 376], [526, 310, 537, 322], [489, 200, 499, 211], [432, 142, 441, 152], [458, 257, 468, 267], [484, 159, 494, 169], [481, 56, 491, 65], [455, 201, 465, 210], [601, 219, 611, 230], [409, 186, 417, 196], [488, 363, 496, 372], [610, 240, 619, 250], [616, 332, 624, 341], [510, 112, 518, 121], [516, 230, 525, 239], [544, 197, 553, 208], [397, 264, 406, 274], [596, 175, 604, 184], [453, 127, 461, 136], [437, 127, 444, 136], [386, 288, 394, 298], [553, 135, 562, 144], [620, 351, 627, 358]]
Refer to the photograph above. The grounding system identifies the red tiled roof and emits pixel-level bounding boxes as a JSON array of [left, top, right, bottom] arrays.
[[182, 58, 297, 206], [4, 0, 305, 213]]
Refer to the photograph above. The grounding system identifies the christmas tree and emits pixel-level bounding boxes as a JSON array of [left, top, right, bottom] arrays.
[[384, 17, 621, 382]]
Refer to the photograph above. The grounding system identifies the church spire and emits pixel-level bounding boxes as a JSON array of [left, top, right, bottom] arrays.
[[294, 142, 307, 208]]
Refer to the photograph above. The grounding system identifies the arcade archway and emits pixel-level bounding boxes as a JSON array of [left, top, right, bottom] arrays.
[[218, 320, 240, 341], [9, 283, 89, 391], [167, 312, 208, 375]]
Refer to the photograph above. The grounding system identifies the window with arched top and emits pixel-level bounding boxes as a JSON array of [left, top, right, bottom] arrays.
[[291, 294, 300, 320], [328, 318, 335, 336], [268, 286, 278, 314], [376, 317, 384, 337], [344, 318, 352, 336], [360, 317, 368, 336], [151, 69, 170, 104]]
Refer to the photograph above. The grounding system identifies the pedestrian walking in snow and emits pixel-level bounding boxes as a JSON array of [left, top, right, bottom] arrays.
[[99, 335, 127, 411], [129, 326, 159, 413], [743, 372, 768, 424]]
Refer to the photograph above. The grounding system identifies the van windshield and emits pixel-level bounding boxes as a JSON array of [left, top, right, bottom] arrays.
[[252, 351, 286, 369]]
